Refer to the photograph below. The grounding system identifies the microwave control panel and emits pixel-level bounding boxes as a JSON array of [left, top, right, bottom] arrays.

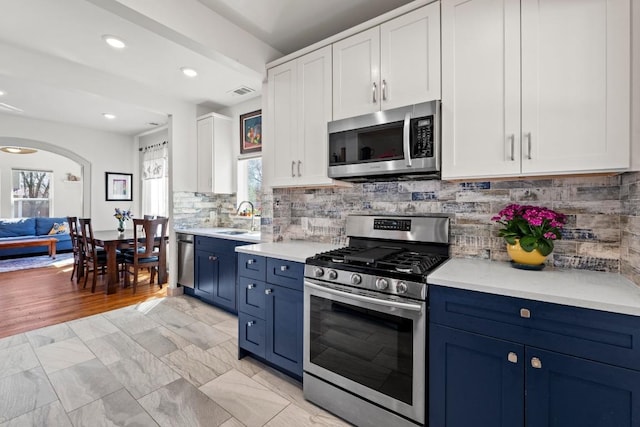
[[412, 115, 434, 158]]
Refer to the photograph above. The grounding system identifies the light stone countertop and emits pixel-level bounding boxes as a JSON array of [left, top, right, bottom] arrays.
[[428, 258, 640, 317], [174, 227, 261, 243], [235, 241, 343, 263]]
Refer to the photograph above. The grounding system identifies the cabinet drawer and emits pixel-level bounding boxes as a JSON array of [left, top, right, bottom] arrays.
[[430, 285, 640, 371], [238, 313, 266, 359], [266, 258, 304, 291], [238, 253, 266, 280], [238, 277, 266, 319], [195, 236, 239, 253]]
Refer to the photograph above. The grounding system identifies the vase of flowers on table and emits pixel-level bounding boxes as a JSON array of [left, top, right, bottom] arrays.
[[114, 208, 133, 233], [492, 204, 567, 269]]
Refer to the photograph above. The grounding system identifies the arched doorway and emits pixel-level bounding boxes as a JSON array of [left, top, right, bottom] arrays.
[[0, 137, 91, 217]]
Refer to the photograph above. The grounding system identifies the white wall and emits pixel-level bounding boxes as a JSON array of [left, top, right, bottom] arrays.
[[0, 150, 82, 218], [0, 113, 137, 230]]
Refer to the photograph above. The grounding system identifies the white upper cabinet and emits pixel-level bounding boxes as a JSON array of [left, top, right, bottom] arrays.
[[441, 0, 630, 180], [196, 113, 233, 193], [332, 2, 441, 120], [265, 46, 339, 187]]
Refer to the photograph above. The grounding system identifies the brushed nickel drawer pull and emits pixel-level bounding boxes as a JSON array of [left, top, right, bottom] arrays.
[[531, 357, 542, 369], [247, 320, 255, 327], [247, 259, 255, 265], [520, 308, 531, 319], [247, 283, 255, 290], [280, 265, 288, 271], [265, 289, 273, 295], [507, 352, 518, 364]]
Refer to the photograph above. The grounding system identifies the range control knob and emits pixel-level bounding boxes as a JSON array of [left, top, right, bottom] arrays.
[[313, 267, 324, 278], [396, 282, 408, 294], [376, 278, 389, 290], [327, 270, 338, 280], [350, 274, 362, 285]]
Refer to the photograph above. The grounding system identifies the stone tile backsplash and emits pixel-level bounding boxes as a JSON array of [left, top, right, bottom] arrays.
[[173, 171, 640, 287]]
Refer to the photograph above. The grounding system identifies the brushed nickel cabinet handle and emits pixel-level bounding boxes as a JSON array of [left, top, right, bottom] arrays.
[[247, 259, 254, 265], [507, 352, 518, 364], [531, 357, 542, 369], [372, 82, 377, 103], [280, 265, 288, 271], [208, 255, 218, 261], [247, 283, 255, 290], [382, 79, 387, 101], [508, 134, 515, 161], [247, 320, 255, 327], [520, 308, 531, 319], [297, 160, 302, 177], [291, 161, 295, 177], [265, 289, 273, 295], [525, 132, 532, 159]]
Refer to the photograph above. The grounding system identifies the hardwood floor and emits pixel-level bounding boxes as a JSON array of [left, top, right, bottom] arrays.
[[0, 262, 167, 339]]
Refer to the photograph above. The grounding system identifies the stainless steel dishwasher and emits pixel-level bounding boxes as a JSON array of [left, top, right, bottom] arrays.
[[176, 233, 194, 288]]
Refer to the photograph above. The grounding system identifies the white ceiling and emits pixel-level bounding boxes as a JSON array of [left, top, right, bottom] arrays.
[[0, 0, 413, 136]]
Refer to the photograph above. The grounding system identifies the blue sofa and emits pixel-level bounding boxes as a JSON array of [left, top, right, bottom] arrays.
[[0, 217, 73, 258]]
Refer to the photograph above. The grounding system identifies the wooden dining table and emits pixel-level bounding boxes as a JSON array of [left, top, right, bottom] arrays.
[[79, 229, 168, 295]]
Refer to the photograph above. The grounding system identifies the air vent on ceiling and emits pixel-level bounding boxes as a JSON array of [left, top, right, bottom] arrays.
[[0, 102, 24, 113], [229, 86, 255, 96]]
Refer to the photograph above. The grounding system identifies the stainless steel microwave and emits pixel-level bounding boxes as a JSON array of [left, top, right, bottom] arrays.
[[328, 101, 440, 181]]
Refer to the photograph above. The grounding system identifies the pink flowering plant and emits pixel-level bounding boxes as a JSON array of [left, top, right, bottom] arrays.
[[492, 204, 567, 256]]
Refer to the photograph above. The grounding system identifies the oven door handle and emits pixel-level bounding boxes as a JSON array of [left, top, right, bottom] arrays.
[[403, 112, 412, 167], [305, 282, 423, 312]]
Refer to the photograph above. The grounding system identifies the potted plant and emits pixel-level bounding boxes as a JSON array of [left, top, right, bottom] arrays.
[[492, 204, 566, 268]]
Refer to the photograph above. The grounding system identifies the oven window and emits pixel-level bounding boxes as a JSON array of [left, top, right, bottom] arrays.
[[309, 295, 413, 404]]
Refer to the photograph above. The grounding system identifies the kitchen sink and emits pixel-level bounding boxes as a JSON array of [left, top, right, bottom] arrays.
[[217, 230, 249, 235]]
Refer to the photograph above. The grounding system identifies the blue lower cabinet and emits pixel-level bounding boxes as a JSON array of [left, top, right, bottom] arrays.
[[430, 285, 640, 427], [238, 312, 266, 359], [190, 237, 246, 313], [429, 324, 524, 427], [238, 256, 304, 379], [526, 347, 640, 427], [266, 284, 303, 377]]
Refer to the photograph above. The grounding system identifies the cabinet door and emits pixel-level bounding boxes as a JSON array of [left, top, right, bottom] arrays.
[[266, 61, 297, 187], [265, 284, 303, 377], [380, 2, 441, 110], [441, 0, 521, 179], [213, 253, 237, 313], [297, 46, 333, 186], [526, 347, 640, 427], [520, 0, 630, 175], [332, 26, 380, 120], [196, 115, 233, 193], [196, 116, 214, 193], [239, 312, 266, 359], [429, 324, 524, 427], [194, 249, 218, 303]]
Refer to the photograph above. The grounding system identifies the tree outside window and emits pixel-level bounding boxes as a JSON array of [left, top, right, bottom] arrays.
[[237, 158, 262, 215], [12, 169, 52, 217]]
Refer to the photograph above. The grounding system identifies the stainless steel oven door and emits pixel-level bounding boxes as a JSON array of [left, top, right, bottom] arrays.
[[304, 279, 426, 424]]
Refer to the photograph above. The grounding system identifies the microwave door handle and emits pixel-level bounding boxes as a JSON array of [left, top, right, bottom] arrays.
[[403, 112, 412, 167]]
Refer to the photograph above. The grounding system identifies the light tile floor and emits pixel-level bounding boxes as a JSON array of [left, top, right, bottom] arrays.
[[0, 295, 353, 427]]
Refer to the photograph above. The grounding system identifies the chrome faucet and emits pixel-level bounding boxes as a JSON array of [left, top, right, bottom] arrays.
[[236, 200, 257, 231]]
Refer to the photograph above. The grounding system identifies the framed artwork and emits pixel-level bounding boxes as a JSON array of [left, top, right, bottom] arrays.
[[240, 109, 262, 154], [105, 172, 133, 201]]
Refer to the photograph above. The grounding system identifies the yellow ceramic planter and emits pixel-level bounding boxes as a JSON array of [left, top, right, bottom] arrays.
[[506, 240, 548, 265]]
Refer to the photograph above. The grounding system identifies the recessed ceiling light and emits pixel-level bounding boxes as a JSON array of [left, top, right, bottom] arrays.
[[102, 35, 126, 49], [103, 113, 116, 120], [0, 90, 5, 96], [0, 146, 37, 154], [180, 67, 198, 78]]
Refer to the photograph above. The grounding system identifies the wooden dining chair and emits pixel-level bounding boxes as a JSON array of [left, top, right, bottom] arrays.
[[66, 216, 82, 282], [122, 217, 168, 293], [78, 218, 109, 293]]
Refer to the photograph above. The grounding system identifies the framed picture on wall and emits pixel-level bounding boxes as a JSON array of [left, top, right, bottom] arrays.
[[240, 109, 262, 154], [105, 172, 133, 201]]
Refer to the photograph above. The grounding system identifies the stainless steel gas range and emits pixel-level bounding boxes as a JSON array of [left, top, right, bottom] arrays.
[[303, 214, 450, 427]]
